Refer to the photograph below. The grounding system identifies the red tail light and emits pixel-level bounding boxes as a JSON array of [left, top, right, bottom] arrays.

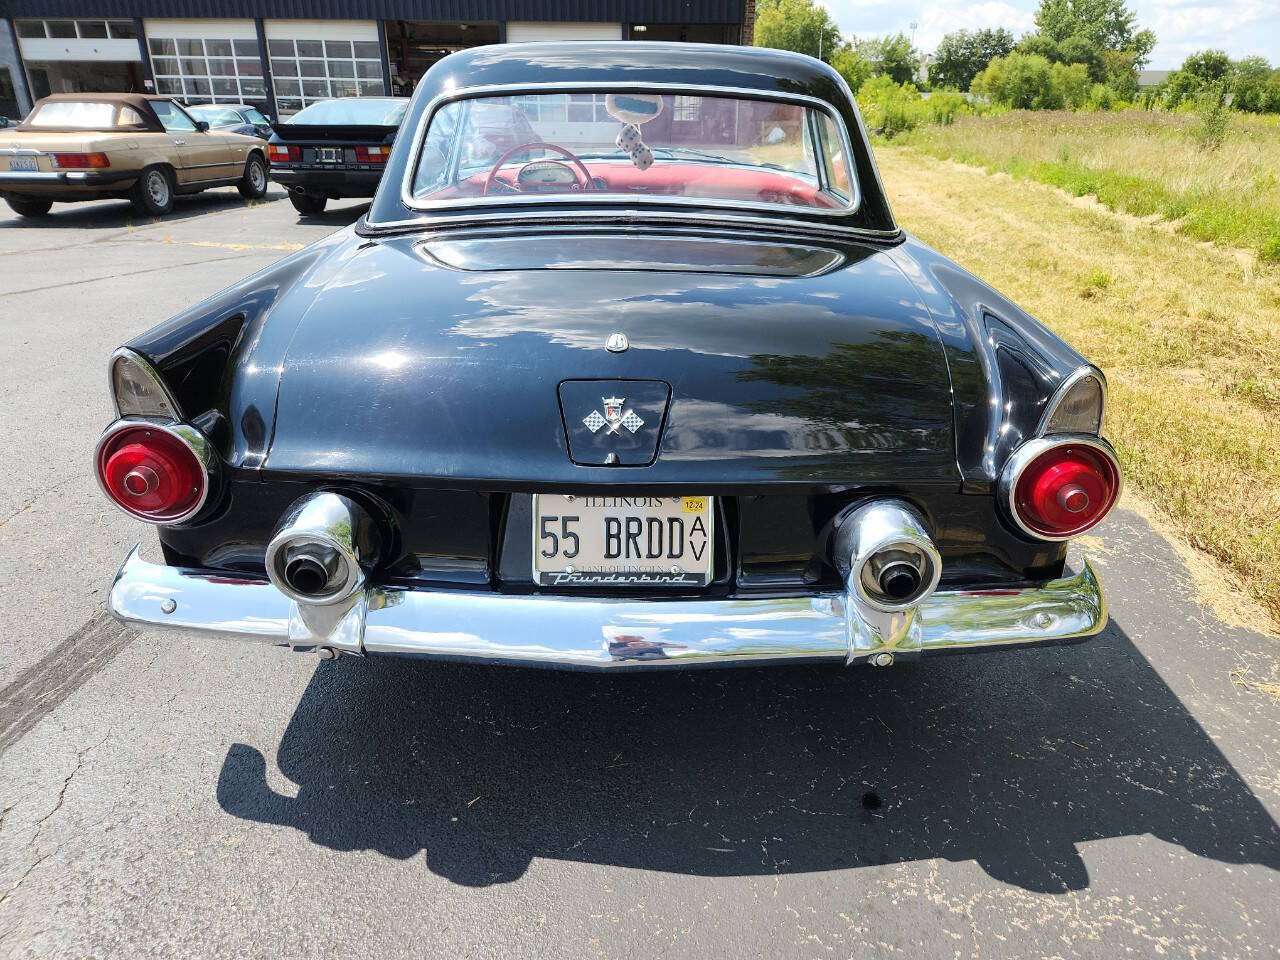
[[268, 144, 300, 164], [355, 146, 389, 164], [51, 152, 110, 169], [1002, 438, 1121, 541], [95, 423, 211, 524]]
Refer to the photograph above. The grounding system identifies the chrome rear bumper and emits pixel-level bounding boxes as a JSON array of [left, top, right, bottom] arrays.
[[108, 544, 1106, 669]]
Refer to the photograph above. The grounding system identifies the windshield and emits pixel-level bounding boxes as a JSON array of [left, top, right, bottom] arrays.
[[410, 91, 855, 212], [188, 105, 242, 126], [287, 98, 407, 127]]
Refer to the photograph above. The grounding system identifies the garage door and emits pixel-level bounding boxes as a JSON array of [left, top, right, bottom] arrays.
[[505, 22, 623, 42], [144, 19, 264, 107], [263, 19, 385, 116]]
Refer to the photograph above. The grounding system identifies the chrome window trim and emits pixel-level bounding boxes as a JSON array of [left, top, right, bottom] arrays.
[[392, 81, 863, 224], [416, 232, 850, 279], [108, 346, 184, 420], [998, 434, 1123, 542], [1037, 364, 1108, 437], [93, 418, 217, 526], [362, 207, 902, 242]]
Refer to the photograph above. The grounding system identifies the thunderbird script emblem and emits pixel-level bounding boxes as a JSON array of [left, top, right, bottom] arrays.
[[584, 396, 644, 434]]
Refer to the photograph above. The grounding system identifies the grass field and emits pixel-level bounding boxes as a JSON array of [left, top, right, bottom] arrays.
[[894, 110, 1280, 263], [873, 138, 1280, 624]]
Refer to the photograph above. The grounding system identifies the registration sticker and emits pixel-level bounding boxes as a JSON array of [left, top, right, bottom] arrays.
[[681, 497, 707, 514]]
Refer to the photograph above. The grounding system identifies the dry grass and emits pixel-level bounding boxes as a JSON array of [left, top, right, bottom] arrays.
[[895, 110, 1280, 262], [1231, 666, 1280, 702], [875, 144, 1280, 624]]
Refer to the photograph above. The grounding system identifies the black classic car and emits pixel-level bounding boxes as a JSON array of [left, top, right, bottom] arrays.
[[267, 96, 407, 215], [98, 43, 1120, 670]]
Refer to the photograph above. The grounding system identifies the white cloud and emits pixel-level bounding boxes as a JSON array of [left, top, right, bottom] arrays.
[[822, 0, 1280, 66], [914, 2, 1036, 52]]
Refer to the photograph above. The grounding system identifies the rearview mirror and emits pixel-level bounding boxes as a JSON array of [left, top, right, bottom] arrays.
[[195, 120, 210, 132]]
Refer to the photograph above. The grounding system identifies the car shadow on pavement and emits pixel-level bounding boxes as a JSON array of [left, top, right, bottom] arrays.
[[0, 189, 284, 229], [289, 201, 370, 227], [216, 620, 1280, 892]]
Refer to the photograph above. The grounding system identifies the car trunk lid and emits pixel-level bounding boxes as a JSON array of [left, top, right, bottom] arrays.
[[262, 232, 960, 486]]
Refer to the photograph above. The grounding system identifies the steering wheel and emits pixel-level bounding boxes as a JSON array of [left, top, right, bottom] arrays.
[[483, 142, 595, 195]]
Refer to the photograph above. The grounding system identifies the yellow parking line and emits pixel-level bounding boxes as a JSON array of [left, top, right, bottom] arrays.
[[188, 240, 306, 252]]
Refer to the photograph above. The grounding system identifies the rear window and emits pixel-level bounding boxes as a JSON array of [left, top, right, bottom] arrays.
[[27, 101, 118, 128], [287, 98, 408, 127], [409, 91, 856, 213]]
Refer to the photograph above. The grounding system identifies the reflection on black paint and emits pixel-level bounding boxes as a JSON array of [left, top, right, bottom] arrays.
[[740, 330, 951, 445]]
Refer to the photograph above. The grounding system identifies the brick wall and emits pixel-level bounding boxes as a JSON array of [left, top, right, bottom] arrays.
[[741, 0, 755, 45]]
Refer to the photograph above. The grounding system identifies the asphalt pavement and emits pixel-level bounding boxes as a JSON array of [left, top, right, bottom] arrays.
[[0, 187, 1276, 959]]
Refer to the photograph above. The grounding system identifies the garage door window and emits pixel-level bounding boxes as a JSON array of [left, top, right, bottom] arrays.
[[268, 38, 384, 117], [149, 36, 267, 108]]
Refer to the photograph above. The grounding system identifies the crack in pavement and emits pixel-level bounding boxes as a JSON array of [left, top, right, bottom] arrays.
[[0, 611, 135, 757], [0, 474, 81, 529], [4, 251, 262, 296], [0, 734, 110, 907]]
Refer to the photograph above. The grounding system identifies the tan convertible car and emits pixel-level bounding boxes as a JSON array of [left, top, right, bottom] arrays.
[[0, 93, 268, 219]]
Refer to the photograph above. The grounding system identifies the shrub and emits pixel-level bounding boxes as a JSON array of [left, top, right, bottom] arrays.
[[972, 53, 1060, 109], [857, 75, 923, 137], [1194, 81, 1231, 151], [1084, 83, 1117, 111], [1051, 62, 1093, 109], [923, 89, 970, 126]]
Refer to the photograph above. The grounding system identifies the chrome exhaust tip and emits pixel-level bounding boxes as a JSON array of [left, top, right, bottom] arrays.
[[832, 500, 942, 660], [265, 492, 380, 605], [834, 500, 941, 611]]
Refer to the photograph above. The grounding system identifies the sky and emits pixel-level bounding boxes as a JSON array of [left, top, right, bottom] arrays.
[[822, 0, 1280, 68]]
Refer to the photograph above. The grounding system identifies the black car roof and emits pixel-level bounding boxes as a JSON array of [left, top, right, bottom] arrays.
[[434, 41, 848, 97], [364, 41, 897, 237]]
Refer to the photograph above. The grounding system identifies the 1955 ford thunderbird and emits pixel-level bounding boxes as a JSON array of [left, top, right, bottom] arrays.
[[97, 42, 1121, 670]]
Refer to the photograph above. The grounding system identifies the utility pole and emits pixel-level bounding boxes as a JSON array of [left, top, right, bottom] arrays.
[[909, 21, 918, 47]]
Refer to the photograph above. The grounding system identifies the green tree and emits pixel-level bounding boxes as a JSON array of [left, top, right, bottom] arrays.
[[753, 0, 843, 61], [1100, 49, 1139, 99], [830, 46, 872, 94], [1022, 0, 1154, 93], [1162, 49, 1233, 108], [928, 28, 1016, 90], [1035, 0, 1150, 56], [1264, 70, 1280, 113], [1231, 56, 1273, 113], [858, 33, 919, 85], [1051, 61, 1093, 108]]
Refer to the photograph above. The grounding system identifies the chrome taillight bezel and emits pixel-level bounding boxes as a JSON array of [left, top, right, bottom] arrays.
[[999, 434, 1122, 542], [94, 419, 217, 525]]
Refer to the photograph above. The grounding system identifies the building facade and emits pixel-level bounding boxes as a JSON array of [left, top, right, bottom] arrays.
[[0, 1, 754, 121]]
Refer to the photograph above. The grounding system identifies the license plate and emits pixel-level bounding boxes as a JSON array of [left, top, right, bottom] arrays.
[[316, 147, 342, 163], [7, 158, 38, 172], [532, 495, 714, 588]]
